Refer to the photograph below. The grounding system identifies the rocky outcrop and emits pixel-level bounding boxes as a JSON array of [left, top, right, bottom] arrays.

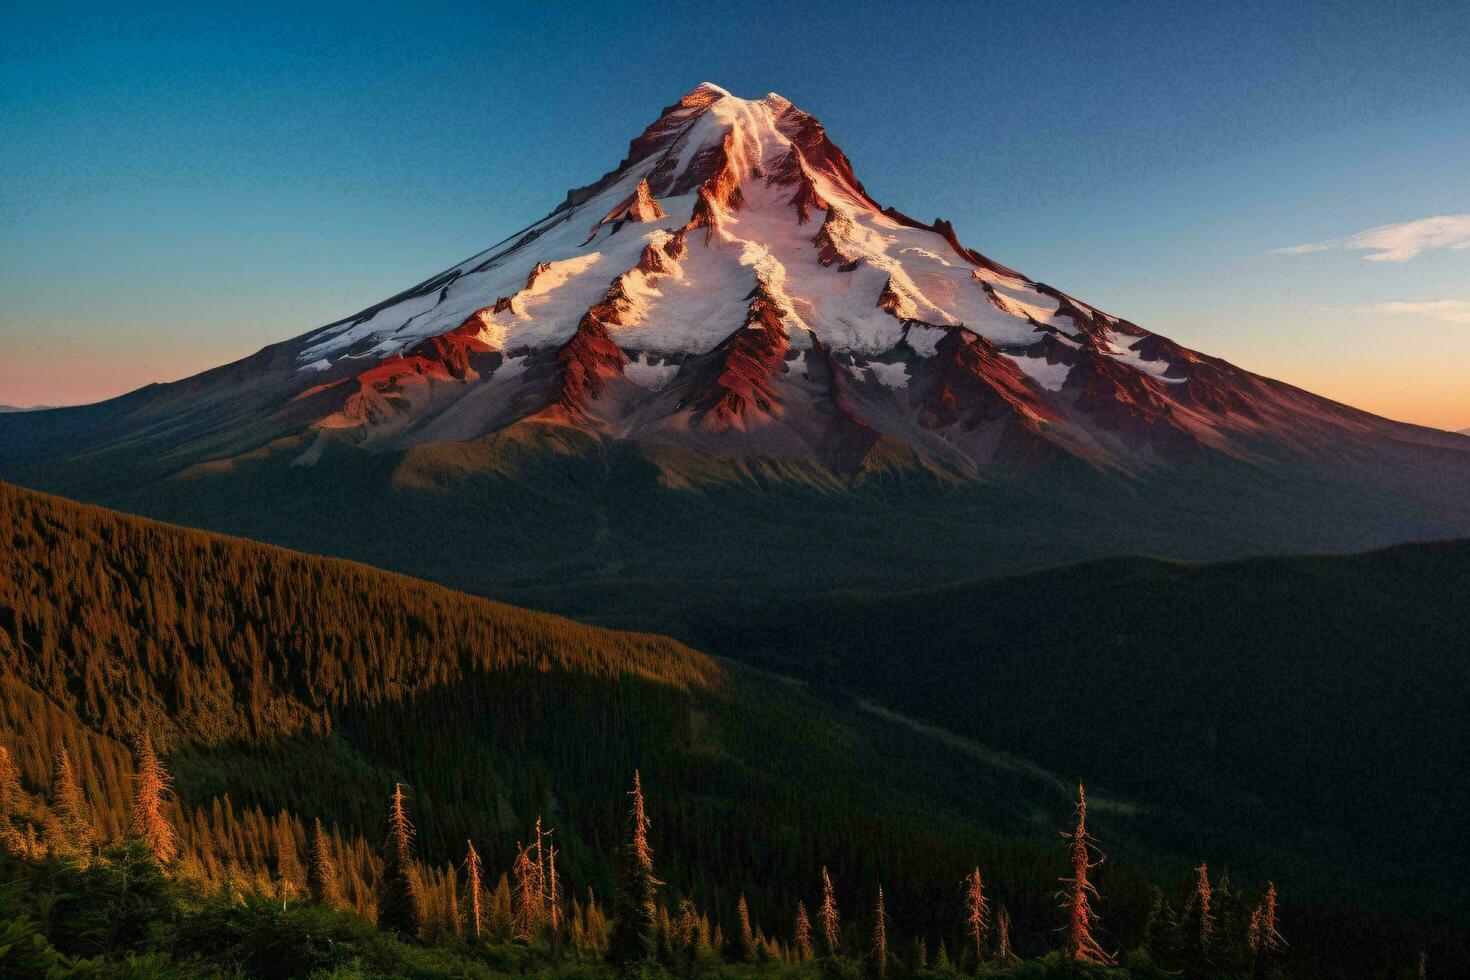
[[585, 178, 667, 242], [680, 282, 791, 429]]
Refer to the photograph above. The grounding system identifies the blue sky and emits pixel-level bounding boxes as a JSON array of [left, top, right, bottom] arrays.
[[2, 0, 1467, 426]]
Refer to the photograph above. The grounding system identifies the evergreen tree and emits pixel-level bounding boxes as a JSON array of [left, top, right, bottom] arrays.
[[0, 744, 23, 855], [735, 892, 756, 961], [52, 747, 93, 855], [513, 842, 542, 937], [545, 831, 562, 938], [131, 734, 176, 864], [489, 873, 513, 940], [963, 866, 989, 963], [996, 905, 1018, 964], [793, 900, 813, 961], [1184, 860, 1215, 959], [609, 770, 660, 965], [464, 839, 484, 941], [818, 865, 841, 957], [378, 782, 422, 937], [1247, 881, 1286, 960], [869, 884, 889, 980], [1213, 871, 1247, 969], [676, 898, 701, 975], [307, 817, 341, 907], [1058, 784, 1111, 964]]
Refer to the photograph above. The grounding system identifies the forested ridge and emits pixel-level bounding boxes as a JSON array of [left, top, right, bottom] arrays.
[[0, 479, 717, 745], [704, 541, 1470, 922], [0, 481, 1456, 977]]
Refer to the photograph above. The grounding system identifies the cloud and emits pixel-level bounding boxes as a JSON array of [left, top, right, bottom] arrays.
[[1347, 300, 1470, 323], [1276, 213, 1470, 263]]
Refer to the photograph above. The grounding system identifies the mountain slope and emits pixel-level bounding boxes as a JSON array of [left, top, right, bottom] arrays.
[[0, 480, 1187, 956], [699, 542, 1470, 923]]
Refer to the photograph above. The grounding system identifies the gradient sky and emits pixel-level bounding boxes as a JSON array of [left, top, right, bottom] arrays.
[[3, 0, 1468, 428]]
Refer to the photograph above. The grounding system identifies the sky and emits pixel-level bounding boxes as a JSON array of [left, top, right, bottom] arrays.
[[2, 0, 1467, 428]]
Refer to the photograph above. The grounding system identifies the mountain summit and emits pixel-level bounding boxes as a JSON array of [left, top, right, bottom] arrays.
[[253, 83, 1461, 473], [3, 85, 1468, 609]]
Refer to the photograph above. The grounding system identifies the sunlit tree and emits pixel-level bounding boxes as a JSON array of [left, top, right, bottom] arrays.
[[378, 783, 422, 936], [1058, 784, 1111, 964], [609, 770, 660, 964], [964, 866, 990, 963], [793, 900, 813, 961], [307, 817, 341, 907], [818, 865, 841, 957], [131, 734, 176, 864]]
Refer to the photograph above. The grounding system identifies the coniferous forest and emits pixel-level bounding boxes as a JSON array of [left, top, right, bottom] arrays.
[[0, 481, 1461, 978]]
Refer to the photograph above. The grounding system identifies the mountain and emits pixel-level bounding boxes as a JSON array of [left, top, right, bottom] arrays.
[[1, 480, 1462, 977], [2, 84, 1468, 620]]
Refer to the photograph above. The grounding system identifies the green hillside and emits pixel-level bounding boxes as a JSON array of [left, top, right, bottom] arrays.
[[0, 481, 1457, 977]]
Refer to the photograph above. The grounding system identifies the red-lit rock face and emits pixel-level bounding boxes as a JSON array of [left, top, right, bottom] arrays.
[[304, 313, 501, 429], [681, 283, 792, 430], [265, 84, 1467, 476], [917, 328, 1057, 432]]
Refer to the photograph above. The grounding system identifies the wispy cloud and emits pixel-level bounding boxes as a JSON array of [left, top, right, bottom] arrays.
[[1276, 213, 1470, 263], [1345, 300, 1470, 323]]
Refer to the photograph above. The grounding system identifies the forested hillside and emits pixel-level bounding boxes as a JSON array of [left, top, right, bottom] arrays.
[[704, 544, 1470, 924], [0, 481, 1456, 977]]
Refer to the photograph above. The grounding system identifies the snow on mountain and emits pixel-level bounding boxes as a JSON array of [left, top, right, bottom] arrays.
[[15, 84, 1465, 481]]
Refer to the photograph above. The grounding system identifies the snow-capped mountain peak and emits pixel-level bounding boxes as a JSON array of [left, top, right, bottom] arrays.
[[232, 85, 1469, 471]]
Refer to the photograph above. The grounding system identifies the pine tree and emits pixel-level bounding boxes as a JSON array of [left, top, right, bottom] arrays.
[[964, 866, 990, 963], [533, 816, 547, 912], [1246, 881, 1285, 957], [512, 842, 542, 937], [910, 936, 928, 972], [546, 832, 562, 938], [1213, 871, 1247, 969], [818, 865, 841, 957], [490, 873, 514, 940], [307, 817, 341, 907], [51, 747, 93, 855], [131, 734, 176, 864], [464, 840, 485, 941], [1184, 860, 1215, 958], [1058, 784, 1111, 964], [793, 900, 813, 961], [378, 783, 422, 937], [996, 905, 1018, 964], [677, 898, 701, 974], [273, 811, 303, 896], [0, 745, 19, 812], [609, 769, 660, 964], [735, 893, 756, 961], [869, 885, 889, 980], [0, 745, 23, 855]]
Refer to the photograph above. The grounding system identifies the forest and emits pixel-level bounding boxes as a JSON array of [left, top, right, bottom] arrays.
[[0, 481, 1455, 977]]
